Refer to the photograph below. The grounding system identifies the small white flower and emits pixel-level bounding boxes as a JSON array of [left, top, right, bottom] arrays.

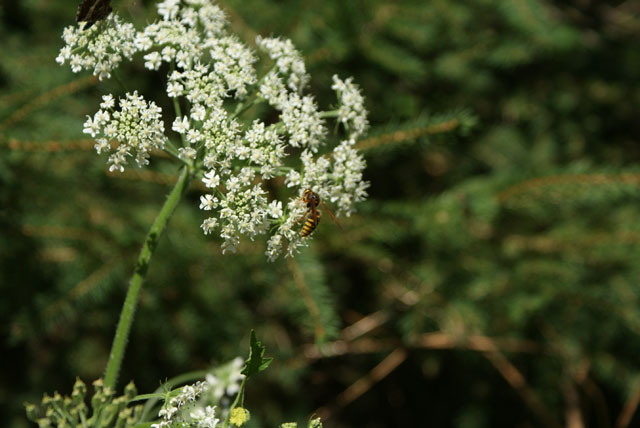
[[83, 115, 100, 137], [186, 129, 202, 144], [167, 81, 184, 98], [267, 200, 283, 219], [143, 51, 162, 70], [200, 194, 217, 210], [94, 110, 110, 125], [202, 170, 220, 188], [94, 138, 110, 154], [100, 94, 115, 109], [157, 0, 180, 20], [191, 104, 206, 121], [172, 116, 190, 134], [285, 170, 301, 187], [178, 147, 197, 160], [201, 217, 218, 235]]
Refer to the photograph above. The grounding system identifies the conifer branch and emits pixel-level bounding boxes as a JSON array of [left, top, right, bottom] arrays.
[[498, 173, 640, 204], [41, 257, 122, 324], [354, 118, 460, 151], [0, 75, 98, 132]]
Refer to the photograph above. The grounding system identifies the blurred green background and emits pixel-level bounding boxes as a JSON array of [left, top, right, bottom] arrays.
[[2, 0, 640, 427]]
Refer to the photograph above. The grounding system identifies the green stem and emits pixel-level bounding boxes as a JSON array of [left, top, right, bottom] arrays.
[[319, 110, 338, 118], [103, 166, 193, 389], [111, 70, 129, 93], [222, 377, 246, 428], [230, 97, 257, 120], [163, 141, 192, 167]]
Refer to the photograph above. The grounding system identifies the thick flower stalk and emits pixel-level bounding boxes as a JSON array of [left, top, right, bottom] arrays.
[[57, 0, 369, 260]]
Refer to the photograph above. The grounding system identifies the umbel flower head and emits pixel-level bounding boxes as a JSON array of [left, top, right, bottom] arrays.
[[57, 0, 369, 260]]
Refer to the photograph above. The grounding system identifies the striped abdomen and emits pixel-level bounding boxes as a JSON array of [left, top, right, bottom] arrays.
[[301, 214, 320, 237]]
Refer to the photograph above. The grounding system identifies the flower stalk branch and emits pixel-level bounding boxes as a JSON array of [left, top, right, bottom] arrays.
[[104, 166, 193, 389]]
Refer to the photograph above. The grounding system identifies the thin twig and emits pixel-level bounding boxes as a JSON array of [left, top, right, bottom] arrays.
[[2, 138, 95, 152], [315, 348, 407, 421], [616, 380, 640, 428], [304, 332, 544, 359], [582, 377, 611, 428], [482, 346, 562, 428], [563, 378, 585, 428], [420, 333, 544, 354], [340, 310, 389, 341]]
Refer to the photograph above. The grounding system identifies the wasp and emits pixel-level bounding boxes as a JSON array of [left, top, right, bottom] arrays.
[[297, 189, 342, 237]]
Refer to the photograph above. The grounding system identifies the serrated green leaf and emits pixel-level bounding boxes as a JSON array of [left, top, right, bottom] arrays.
[[241, 330, 273, 378]]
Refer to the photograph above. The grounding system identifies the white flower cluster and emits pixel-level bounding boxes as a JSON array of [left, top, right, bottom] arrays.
[[331, 75, 369, 139], [256, 36, 309, 92], [190, 406, 219, 428], [204, 357, 245, 406], [58, 0, 369, 260], [286, 140, 368, 217], [152, 381, 214, 428], [56, 15, 138, 80], [83, 92, 167, 172]]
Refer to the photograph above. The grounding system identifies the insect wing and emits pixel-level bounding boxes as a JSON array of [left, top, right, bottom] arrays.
[[76, 0, 113, 29], [321, 201, 342, 229]]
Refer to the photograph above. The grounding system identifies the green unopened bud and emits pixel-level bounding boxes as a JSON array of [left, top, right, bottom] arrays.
[[124, 381, 137, 400], [91, 379, 105, 409], [25, 402, 39, 421], [103, 386, 114, 400], [91, 394, 100, 410], [52, 392, 63, 406], [36, 417, 51, 428], [42, 394, 52, 406], [229, 407, 250, 426], [72, 378, 86, 405], [131, 403, 143, 423], [280, 423, 297, 428], [308, 417, 323, 428], [45, 406, 55, 418], [100, 404, 119, 427], [64, 396, 73, 411], [115, 408, 131, 428], [119, 407, 132, 419], [75, 401, 87, 415]]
